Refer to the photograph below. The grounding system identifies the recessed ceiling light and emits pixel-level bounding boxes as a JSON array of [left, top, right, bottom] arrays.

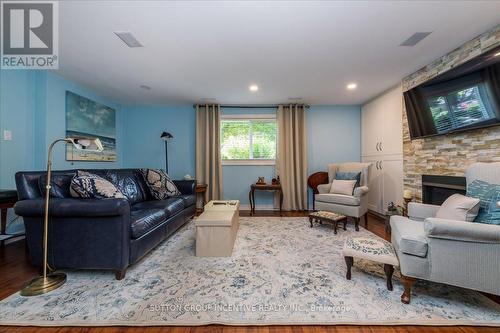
[[495, 52, 500, 57], [249, 85, 259, 92], [140, 85, 151, 90], [346, 83, 357, 90], [114, 31, 143, 48]]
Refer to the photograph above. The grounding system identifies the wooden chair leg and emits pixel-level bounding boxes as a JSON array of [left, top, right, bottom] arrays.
[[401, 275, 416, 304], [364, 213, 368, 227], [309, 216, 313, 228], [345, 256, 353, 280], [384, 264, 394, 291], [354, 217, 360, 231]]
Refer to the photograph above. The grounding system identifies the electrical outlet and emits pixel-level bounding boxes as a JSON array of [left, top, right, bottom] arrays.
[[3, 130, 12, 141]]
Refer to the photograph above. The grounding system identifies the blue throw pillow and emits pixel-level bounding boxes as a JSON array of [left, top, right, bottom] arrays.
[[335, 172, 361, 188], [467, 180, 500, 225]]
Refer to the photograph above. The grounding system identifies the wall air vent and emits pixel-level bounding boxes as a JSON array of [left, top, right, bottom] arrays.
[[114, 31, 143, 48], [400, 32, 432, 47]]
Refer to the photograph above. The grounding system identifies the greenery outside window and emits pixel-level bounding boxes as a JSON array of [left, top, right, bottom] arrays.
[[427, 83, 495, 134], [220, 115, 276, 165]]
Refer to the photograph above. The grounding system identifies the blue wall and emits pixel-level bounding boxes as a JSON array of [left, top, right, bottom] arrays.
[[307, 105, 361, 208], [0, 70, 123, 188], [1, 70, 361, 211], [122, 105, 195, 180], [0, 70, 36, 189]]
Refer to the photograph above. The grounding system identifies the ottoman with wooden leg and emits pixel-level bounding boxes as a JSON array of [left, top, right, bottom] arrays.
[[342, 236, 399, 291]]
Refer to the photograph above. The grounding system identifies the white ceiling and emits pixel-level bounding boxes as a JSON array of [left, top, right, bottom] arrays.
[[55, 0, 500, 106]]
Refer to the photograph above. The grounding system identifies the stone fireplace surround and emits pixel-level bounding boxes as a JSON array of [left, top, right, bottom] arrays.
[[402, 25, 500, 202]]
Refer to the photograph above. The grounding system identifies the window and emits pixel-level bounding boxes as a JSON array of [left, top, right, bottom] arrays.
[[220, 115, 276, 165], [427, 83, 495, 134]]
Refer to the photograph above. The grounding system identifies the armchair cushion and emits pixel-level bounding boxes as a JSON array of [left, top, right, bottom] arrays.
[[425, 217, 500, 243], [329, 179, 357, 195], [435, 194, 480, 222], [315, 193, 360, 206], [390, 215, 428, 258]]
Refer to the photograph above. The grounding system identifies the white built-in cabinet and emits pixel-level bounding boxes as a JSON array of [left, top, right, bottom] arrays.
[[361, 85, 404, 215]]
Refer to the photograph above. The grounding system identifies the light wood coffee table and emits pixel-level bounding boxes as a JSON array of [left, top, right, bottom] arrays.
[[308, 211, 347, 234]]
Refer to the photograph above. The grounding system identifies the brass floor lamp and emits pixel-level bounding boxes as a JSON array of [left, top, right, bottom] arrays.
[[21, 137, 103, 297]]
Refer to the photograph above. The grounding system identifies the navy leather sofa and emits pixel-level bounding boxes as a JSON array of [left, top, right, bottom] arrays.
[[14, 169, 196, 279]]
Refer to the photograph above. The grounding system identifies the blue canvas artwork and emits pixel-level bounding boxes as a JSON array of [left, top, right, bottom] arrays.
[[65, 91, 116, 161]]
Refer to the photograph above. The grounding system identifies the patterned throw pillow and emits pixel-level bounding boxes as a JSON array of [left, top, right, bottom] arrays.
[[140, 169, 181, 200], [466, 180, 500, 225], [70, 171, 126, 199]]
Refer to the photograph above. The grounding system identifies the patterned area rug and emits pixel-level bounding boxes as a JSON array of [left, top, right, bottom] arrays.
[[1, 217, 499, 326]]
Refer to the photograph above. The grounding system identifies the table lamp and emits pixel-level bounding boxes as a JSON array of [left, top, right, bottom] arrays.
[[21, 137, 103, 296]]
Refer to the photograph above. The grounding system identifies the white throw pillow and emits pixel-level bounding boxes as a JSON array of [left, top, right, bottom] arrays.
[[436, 194, 480, 222], [329, 179, 357, 196]]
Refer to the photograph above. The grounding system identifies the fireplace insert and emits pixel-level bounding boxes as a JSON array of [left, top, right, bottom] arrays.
[[422, 175, 466, 205]]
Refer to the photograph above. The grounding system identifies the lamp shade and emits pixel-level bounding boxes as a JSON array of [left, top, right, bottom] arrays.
[[67, 137, 104, 152], [160, 131, 173, 140]]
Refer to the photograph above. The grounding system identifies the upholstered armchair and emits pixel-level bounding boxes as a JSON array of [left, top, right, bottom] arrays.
[[315, 163, 372, 229], [391, 162, 500, 304]]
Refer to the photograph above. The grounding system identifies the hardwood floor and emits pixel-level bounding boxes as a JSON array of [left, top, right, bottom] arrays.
[[0, 211, 497, 333]]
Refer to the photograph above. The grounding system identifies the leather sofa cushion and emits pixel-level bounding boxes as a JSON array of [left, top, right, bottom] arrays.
[[38, 174, 72, 198], [315, 193, 360, 206], [391, 216, 428, 258], [130, 209, 166, 239], [131, 197, 185, 218], [94, 170, 150, 204], [175, 194, 196, 207]]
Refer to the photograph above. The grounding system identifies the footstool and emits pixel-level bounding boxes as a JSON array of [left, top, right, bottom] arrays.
[[342, 236, 399, 290], [308, 211, 347, 234]]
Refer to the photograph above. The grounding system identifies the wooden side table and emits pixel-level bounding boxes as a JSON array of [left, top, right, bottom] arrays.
[[248, 183, 283, 215], [195, 184, 208, 214], [0, 190, 19, 247]]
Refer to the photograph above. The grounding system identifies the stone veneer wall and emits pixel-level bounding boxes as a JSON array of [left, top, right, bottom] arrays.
[[402, 25, 500, 202]]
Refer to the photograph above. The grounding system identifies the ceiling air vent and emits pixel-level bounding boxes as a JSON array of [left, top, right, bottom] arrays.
[[114, 31, 143, 48], [399, 32, 432, 47]]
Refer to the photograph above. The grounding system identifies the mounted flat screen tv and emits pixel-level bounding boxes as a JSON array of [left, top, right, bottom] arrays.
[[404, 46, 500, 139]]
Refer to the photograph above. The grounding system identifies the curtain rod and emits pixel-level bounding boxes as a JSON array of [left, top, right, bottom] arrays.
[[192, 104, 310, 109]]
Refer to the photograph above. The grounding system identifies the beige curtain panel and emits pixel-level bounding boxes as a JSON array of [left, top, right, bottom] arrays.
[[195, 104, 223, 201], [276, 104, 308, 210]]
